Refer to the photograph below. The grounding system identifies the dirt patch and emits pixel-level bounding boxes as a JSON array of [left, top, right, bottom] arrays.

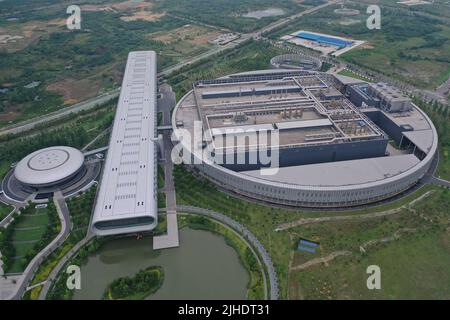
[[46, 78, 101, 105], [151, 25, 221, 46], [359, 42, 375, 49], [120, 11, 165, 22], [0, 18, 65, 53], [0, 111, 20, 122], [81, 0, 153, 12]]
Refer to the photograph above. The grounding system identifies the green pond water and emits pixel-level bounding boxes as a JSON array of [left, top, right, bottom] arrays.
[[73, 228, 249, 299]]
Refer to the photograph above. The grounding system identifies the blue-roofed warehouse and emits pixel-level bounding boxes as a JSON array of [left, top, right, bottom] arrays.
[[296, 32, 353, 49]]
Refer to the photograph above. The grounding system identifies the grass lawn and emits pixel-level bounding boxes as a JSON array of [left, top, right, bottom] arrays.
[[173, 165, 441, 299], [0, 161, 11, 179], [158, 192, 166, 209], [0, 201, 13, 221], [15, 213, 49, 229], [268, 2, 450, 89], [8, 208, 51, 273], [337, 69, 371, 82], [26, 188, 97, 299], [437, 148, 450, 181], [288, 188, 450, 299], [157, 112, 163, 126], [292, 228, 450, 299], [158, 165, 165, 189]]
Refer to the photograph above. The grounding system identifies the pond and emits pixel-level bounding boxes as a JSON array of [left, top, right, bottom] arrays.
[[73, 228, 249, 299]]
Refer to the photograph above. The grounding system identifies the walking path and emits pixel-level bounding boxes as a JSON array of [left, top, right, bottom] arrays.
[[291, 251, 352, 271], [5, 191, 71, 300], [38, 233, 94, 300], [275, 190, 435, 232], [153, 84, 179, 250], [360, 228, 416, 253]]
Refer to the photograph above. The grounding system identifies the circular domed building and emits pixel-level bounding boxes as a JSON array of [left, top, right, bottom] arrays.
[[2, 146, 102, 202], [14, 146, 85, 188]]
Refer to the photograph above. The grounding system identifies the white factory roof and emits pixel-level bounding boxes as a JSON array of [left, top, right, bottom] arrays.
[[385, 107, 431, 131], [14, 146, 84, 186], [92, 51, 157, 235], [403, 130, 434, 154], [275, 118, 332, 130], [210, 119, 332, 137], [210, 123, 274, 137], [242, 154, 420, 187]]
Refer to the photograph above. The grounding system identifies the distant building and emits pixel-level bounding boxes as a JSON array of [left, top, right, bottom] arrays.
[[296, 31, 353, 49]]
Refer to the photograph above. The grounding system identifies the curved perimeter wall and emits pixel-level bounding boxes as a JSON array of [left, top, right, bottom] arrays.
[[270, 53, 322, 71], [173, 93, 438, 209]]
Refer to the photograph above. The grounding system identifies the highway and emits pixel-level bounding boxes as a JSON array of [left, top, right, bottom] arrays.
[[0, 90, 120, 137], [0, 0, 447, 138], [3, 0, 449, 300], [0, 0, 339, 138]]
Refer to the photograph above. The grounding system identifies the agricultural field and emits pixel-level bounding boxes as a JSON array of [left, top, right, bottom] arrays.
[[269, 1, 450, 89], [148, 24, 221, 61]]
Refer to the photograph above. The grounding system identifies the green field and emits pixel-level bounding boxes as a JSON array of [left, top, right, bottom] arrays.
[[157, 192, 166, 209], [337, 69, 371, 82], [0, 201, 13, 221], [289, 189, 450, 299], [26, 187, 97, 299], [158, 165, 165, 189], [0, 0, 220, 125], [168, 40, 288, 99], [0, 100, 115, 181], [268, 2, 450, 89], [173, 164, 448, 299], [66, 187, 97, 241], [0, 203, 59, 273], [154, 0, 310, 33]]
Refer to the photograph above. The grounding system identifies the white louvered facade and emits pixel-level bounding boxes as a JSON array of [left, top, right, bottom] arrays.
[[92, 51, 158, 236]]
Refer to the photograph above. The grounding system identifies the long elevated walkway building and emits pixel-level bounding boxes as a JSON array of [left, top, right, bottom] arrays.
[[91, 51, 158, 236]]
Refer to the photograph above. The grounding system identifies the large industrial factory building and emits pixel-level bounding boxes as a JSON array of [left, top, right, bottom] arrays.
[[172, 69, 437, 207]]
